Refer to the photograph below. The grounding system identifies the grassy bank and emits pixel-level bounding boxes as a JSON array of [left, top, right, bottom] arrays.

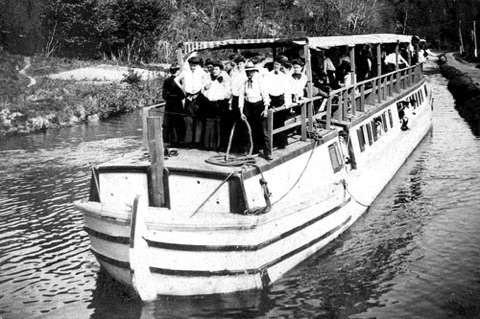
[[440, 63, 480, 135], [0, 51, 164, 135]]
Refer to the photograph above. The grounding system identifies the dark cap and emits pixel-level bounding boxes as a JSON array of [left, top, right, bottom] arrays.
[[212, 60, 224, 70], [188, 56, 201, 65]]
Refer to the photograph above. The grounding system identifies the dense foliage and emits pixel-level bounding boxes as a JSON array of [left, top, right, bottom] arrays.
[[1, 0, 480, 62]]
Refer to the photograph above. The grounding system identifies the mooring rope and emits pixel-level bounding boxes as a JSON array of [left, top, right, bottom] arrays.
[[205, 118, 256, 167]]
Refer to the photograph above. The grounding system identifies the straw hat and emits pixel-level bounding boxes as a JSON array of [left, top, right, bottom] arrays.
[[244, 61, 258, 72]]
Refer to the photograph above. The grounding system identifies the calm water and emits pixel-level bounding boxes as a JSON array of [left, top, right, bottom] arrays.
[[1, 68, 480, 318]]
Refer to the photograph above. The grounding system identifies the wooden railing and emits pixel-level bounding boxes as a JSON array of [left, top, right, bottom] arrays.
[[267, 63, 423, 150], [142, 63, 423, 154]]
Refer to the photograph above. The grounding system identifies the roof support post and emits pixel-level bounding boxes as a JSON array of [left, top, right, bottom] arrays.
[[176, 46, 184, 67], [350, 46, 356, 85], [376, 44, 382, 103], [267, 110, 274, 153], [303, 44, 314, 133], [395, 41, 400, 93]]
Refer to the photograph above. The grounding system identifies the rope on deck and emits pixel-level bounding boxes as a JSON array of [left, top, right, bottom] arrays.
[[205, 118, 256, 167]]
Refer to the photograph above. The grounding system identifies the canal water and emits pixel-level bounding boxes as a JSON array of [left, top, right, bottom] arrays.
[[1, 66, 479, 318]]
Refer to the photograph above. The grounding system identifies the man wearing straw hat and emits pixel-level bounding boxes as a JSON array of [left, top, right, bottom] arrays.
[[238, 61, 273, 160]]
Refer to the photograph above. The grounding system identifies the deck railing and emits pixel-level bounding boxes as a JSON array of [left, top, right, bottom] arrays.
[[266, 63, 423, 151], [143, 63, 423, 153]]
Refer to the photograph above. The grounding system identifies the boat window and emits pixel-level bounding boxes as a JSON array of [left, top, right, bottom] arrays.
[[424, 85, 428, 97], [419, 90, 424, 103], [328, 142, 343, 173], [382, 113, 388, 132], [366, 123, 373, 145], [371, 120, 378, 142], [357, 127, 366, 152], [388, 109, 394, 127]]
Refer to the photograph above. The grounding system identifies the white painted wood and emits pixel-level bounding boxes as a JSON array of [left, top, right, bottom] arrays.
[[99, 172, 148, 206], [75, 82, 433, 297]]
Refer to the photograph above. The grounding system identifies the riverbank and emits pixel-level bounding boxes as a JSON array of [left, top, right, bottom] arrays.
[[0, 53, 165, 135], [440, 52, 480, 134]]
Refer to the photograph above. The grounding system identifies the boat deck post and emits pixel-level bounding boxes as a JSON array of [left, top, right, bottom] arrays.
[[147, 116, 165, 207]]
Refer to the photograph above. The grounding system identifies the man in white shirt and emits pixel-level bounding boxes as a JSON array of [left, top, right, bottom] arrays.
[[239, 62, 272, 160], [384, 48, 409, 72], [322, 51, 337, 89], [263, 58, 292, 149]]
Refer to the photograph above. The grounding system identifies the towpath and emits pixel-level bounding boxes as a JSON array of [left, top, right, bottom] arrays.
[[19, 56, 36, 87], [445, 52, 480, 86]]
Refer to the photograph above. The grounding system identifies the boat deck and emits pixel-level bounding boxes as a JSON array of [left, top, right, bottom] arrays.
[[98, 129, 337, 178]]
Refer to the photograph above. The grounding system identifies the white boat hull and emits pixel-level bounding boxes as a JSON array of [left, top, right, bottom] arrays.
[[76, 80, 432, 298]]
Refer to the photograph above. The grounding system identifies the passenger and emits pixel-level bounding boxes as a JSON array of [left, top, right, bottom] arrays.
[[202, 60, 232, 149], [162, 63, 185, 146], [357, 44, 373, 82], [238, 61, 272, 160], [338, 47, 351, 65], [175, 56, 211, 144], [249, 53, 269, 78], [290, 59, 308, 102], [397, 101, 410, 131], [204, 58, 214, 74], [323, 51, 338, 88], [338, 130, 351, 168], [281, 59, 293, 76], [337, 60, 353, 87], [229, 56, 250, 153], [409, 35, 421, 65], [384, 47, 409, 73], [225, 53, 237, 75], [230, 56, 247, 110], [418, 41, 427, 70], [312, 73, 334, 114], [263, 57, 292, 149], [374, 117, 384, 138]]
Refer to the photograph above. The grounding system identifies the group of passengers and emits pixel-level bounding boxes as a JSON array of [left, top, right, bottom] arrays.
[[162, 52, 329, 160], [161, 38, 427, 160]]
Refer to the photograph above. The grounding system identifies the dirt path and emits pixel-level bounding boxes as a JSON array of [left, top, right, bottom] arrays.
[[19, 57, 36, 87], [445, 52, 480, 86]]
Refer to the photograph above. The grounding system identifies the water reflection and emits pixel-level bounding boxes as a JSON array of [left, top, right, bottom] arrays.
[[0, 111, 143, 318]]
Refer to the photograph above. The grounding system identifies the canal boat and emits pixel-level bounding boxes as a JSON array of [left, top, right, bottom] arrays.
[[75, 34, 433, 300]]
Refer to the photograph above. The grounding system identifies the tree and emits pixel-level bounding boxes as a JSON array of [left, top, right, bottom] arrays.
[[95, 0, 172, 62], [41, 0, 100, 58]]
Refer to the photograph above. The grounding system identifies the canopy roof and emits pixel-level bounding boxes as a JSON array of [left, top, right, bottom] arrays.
[[180, 34, 414, 54]]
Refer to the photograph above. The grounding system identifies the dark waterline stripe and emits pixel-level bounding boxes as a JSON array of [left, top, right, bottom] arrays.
[[84, 198, 350, 252], [84, 227, 130, 244], [147, 198, 351, 252], [149, 216, 352, 277], [90, 216, 352, 276], [92, 250, 130, 269]]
